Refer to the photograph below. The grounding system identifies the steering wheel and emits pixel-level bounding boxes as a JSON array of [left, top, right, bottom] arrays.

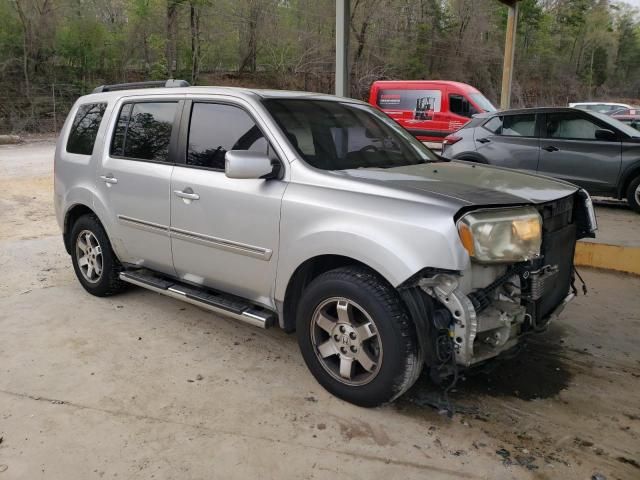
[[359, 145, 380, 154]]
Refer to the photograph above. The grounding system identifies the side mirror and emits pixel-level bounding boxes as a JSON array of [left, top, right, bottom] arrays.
[[595, 129, 617, 141], [225, 150, 275, 179]]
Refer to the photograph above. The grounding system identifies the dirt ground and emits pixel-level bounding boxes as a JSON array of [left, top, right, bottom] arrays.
[[0, 140, 639, 480]]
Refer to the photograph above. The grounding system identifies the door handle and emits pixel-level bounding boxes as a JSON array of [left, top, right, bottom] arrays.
[[173, 189, 200, 201], [542, 146, 559, 152], [100, 175, 118, 185], [476, 138, 491, 144]]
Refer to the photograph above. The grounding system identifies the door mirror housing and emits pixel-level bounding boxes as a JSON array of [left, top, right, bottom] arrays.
[[225, 150, 275, 179], [595, 129, 617, 141]]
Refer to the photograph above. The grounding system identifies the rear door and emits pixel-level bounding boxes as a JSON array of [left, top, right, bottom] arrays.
[[474, 113, 540, 172], [538, 111, 622, 193], [97, 99, 181, 275]]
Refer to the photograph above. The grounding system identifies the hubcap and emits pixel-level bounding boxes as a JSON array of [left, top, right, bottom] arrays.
[[635, 183, 640, 205], [75, 230, 103, 283], [310, 297, 382, 386]]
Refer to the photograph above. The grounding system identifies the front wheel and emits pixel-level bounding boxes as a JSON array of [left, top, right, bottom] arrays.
[[626, 175, 640, 213], [296, 266, 422, 407]]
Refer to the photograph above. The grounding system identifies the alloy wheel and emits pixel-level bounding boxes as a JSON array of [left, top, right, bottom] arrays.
[[310, 297, 382, 386], [75, 230, 103, 283]]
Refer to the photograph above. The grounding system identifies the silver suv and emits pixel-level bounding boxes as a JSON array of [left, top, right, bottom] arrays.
[[55, 81, 597, 406]]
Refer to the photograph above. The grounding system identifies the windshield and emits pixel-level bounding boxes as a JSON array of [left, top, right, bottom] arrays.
[[591, 111, 640, 138], [262, 99, 438, 170], [470, 93, 497, 112]]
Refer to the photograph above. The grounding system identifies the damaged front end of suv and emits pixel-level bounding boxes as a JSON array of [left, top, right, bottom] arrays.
[[400, 190, 597, 382]]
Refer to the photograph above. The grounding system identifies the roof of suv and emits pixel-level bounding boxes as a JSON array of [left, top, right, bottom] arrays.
[[81, 86, 356, 104], [473, 106, 600, 119]]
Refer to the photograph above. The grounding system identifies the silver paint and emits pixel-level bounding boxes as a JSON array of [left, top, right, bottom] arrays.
[[55, 86, 582, 368]]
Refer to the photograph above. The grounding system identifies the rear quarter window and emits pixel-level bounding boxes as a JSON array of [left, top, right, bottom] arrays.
[[483, 114, 536, 137], [66, 103, 107, 155]]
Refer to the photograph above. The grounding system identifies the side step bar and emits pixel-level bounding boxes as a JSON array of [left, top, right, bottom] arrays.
[[119, 269, 276, 329]]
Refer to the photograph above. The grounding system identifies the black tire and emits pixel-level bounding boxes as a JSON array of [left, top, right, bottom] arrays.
[[70, 214, 127, 297], [296, 266, 422, 407], [626, 175, 640, 213]]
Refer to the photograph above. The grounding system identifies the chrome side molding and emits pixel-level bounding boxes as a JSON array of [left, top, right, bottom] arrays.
[[116, 215, 272, 261]]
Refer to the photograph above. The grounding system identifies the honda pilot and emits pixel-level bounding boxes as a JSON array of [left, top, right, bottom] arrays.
[[54, 81, 597, 406]]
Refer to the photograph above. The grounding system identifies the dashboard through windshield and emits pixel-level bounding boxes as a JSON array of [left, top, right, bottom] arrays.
[[263, 98, 438, 170]]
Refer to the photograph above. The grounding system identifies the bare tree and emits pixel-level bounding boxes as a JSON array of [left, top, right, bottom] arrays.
[[166, 0, 185, 76]]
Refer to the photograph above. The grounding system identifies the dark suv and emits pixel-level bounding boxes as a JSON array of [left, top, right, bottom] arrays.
[[442, 107, 640, 212]]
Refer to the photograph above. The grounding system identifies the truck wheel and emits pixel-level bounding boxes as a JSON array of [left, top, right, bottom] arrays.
[[70, 214, 126, 297], [296, 266, 422, 407], [627, 175, 640, 213]]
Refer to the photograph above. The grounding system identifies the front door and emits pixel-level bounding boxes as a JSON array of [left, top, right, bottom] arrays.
[[447, 93, 478, 133], [97, 100, 181, 275], [538, 111, 622, 194], [170, 101, 286, 308]]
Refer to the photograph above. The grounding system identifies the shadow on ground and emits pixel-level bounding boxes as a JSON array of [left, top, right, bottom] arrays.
[[400, 325, 573, 415]]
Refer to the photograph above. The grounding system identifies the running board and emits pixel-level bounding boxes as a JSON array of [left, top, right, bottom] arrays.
[[119, 269, 276, 329]]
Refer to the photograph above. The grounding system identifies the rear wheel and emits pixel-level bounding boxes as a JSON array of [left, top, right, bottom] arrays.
[[626, 175, 640, 213], [296, 266, 422, 407], [70, 214, 127, 297]]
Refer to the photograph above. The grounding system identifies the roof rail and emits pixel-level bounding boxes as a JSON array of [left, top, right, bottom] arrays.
[[92, 79, 190, 94]]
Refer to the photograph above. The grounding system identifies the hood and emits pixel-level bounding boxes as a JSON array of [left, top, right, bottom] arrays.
[[338, 161, 578, 206]]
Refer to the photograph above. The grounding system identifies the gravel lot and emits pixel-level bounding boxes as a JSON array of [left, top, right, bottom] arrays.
[[0, 140, 639, 480]]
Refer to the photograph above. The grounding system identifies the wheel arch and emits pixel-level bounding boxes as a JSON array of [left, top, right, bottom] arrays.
[[280, 255, 392, 333], [63, 203, 97, 254], [63, 200, 116, 256], [618, 161, 640, 199]]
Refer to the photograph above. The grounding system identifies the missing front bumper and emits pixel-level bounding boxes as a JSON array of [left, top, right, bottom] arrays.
[[418, 274, 575, 367]]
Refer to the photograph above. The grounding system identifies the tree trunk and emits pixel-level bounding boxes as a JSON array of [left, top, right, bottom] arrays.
[[166, 0, 182, 77], [14, 1, 34, 123], [190, 2, 201, 83], [239, 1, 259, 73]]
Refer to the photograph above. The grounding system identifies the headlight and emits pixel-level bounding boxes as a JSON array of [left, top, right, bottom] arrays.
[[457, 207, 542, 263]]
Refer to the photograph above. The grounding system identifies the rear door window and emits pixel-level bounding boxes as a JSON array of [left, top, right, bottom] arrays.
[[377, 89, 442, 113], [66, 103, 107, 155], [110, 102, 178, 162], [483, 114, 536, 137], [187, 103, 268, 170]]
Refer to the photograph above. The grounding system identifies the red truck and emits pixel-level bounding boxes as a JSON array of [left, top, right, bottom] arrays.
[[368, 80, 496, 146]]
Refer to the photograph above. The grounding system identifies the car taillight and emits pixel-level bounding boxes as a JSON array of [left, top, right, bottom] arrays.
[[442, 135, 462, 146]]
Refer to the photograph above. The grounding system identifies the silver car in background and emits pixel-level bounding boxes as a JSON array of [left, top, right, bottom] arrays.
[[442, 107, 640, 212], [55, 82, 597, 407]]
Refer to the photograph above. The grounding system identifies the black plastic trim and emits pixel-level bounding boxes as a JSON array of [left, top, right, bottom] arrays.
[[407, 129, 449, 138], [93, 79, 190, 93]]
